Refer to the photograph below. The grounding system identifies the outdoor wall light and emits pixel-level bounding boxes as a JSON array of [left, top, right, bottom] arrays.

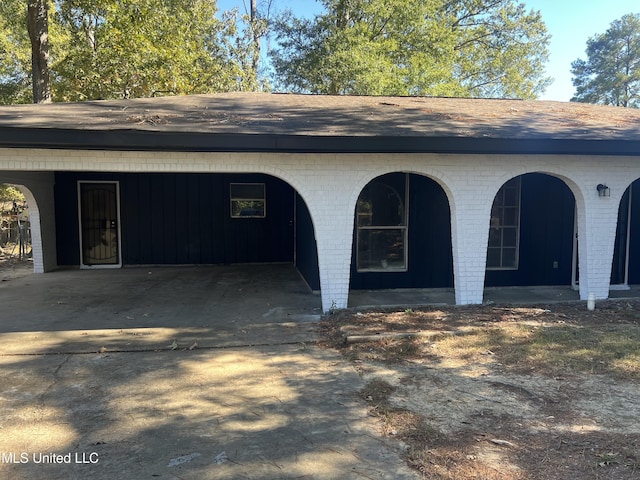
[[597, 184, 610, 197]]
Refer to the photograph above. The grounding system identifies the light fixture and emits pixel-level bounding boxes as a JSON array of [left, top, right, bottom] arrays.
[[597, 184, 610, 197]]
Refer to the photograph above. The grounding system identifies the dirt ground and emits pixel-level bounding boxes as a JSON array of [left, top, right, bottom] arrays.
[[321, 301, 640, 479], [0, 246, 32, 282]]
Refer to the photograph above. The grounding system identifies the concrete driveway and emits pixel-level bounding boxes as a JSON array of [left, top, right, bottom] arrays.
[[0, 344, 420, 480], [0, 264, 322, 354], [0, 264, 418, 479]]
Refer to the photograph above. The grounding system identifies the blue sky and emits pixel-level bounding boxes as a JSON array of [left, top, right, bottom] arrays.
[[218, 0, 638, 101], [524, 0, 637, 100]]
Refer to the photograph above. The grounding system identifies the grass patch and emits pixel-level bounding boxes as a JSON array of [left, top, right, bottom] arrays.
[[435, 323, 640, 379], [329, 306, 640, 378]]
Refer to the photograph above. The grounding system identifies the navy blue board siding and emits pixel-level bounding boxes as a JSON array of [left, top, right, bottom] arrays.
[[485, 173, 575, 287], [614, 179, 640, 285], [295, 193, 320, 291], [54, 172, 314, 269], [628, 180, 640, 285]]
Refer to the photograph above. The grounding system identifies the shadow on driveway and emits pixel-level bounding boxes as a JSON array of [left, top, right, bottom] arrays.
[[0, 264, 418, 479]]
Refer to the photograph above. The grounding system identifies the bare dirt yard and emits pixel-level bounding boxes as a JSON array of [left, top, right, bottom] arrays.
[[0, 246, 32, 282], [320, 301, 640, 479]]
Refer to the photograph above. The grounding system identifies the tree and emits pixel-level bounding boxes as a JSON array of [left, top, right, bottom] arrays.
[[0, 0, 265, 104], [52, 0, 248, 101], [1, 0, 62, 104], [0, 0, 33, 104], [27, 0, 51, 103], [224, 0, 274, 91], [571, 13, 640, 107], [0, 185, 25, 202], [270, 0, 551, 98]]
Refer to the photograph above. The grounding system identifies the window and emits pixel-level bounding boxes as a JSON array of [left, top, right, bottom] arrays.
[[230, 183, 266, 218], [356, 174, 408, 271], [487, 177, 521, 269]]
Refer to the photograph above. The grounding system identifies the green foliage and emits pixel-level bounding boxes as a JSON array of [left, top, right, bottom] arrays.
[[270, 0, 551, 98], [52, 0, 247, 101], [0, 0, 264, 103], [223, 6, 270, 92], [571, 13, 640, 107], [0, 0, 33, 104], [0, 184, 25, 202], [0, 0, 550, 103]]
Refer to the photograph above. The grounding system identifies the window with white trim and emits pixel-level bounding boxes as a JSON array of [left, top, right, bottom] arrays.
[[356, 174, 408, 272], [487, 177, 521, 269], [230, 183, 266, 218]]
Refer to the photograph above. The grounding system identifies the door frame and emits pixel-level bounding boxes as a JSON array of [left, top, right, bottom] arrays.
[[571, 205, 579, 290], [77, 180, 123, 269], [610, 184, 633, 290]]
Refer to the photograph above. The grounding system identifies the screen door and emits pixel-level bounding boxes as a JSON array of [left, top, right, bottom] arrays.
[[78, 181, 122, 267]]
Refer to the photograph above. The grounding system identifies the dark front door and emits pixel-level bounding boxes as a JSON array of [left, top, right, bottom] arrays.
[[79, 181, 121, 267]]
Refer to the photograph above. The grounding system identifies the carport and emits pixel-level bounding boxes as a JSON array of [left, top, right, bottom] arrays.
[[0, 264, 322, 353]]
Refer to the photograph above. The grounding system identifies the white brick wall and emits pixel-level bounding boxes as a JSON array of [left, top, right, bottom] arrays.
[[1, 149, 639, 312], [0, 171, 56, 274]]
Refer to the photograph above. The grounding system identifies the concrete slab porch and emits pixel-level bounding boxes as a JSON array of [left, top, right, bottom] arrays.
[[348, 285, 583, 309], [349, 284, 640, 312]]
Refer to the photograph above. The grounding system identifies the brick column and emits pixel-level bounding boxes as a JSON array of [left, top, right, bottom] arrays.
[[577, 194, 620, 300], [299, 163, 358, 313], [449, 194, 492, 305]]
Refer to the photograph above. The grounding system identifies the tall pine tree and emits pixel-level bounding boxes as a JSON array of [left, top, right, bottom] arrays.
[[571, 13, 640, 107]]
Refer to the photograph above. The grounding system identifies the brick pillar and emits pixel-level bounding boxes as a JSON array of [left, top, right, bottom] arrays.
[[450, 195, 492, 305], [301, 167, 358, 313], [577, 195, 619, 300]]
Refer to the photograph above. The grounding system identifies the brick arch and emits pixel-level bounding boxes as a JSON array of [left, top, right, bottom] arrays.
[[0, 183, 43, 273], [349, 171, 454, 292], [349, 166, 457, 225], [485, 172, 578, 289], [490, 168, 585, 219]]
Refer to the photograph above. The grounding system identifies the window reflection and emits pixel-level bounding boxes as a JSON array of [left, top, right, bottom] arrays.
[[356, 174, 408, 271]]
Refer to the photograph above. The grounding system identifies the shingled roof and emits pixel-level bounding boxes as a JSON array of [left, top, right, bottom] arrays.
[[1, 92, 640, 155]]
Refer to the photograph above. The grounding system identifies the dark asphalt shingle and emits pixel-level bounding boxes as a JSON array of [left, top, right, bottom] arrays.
[[2, 92, 640, 141]]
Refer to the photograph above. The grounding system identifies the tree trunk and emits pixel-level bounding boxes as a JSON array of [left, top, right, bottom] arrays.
[[27, 0, 51, 104], [336, 0, 350, 29], [250, 0, 260, 74]]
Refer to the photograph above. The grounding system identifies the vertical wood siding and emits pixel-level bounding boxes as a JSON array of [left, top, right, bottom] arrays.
[[55, 172, 299, 266], [484, 173, 575, 287]]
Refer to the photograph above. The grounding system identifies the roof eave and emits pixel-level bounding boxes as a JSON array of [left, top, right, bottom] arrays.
[[0, 127, 638, 156]]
